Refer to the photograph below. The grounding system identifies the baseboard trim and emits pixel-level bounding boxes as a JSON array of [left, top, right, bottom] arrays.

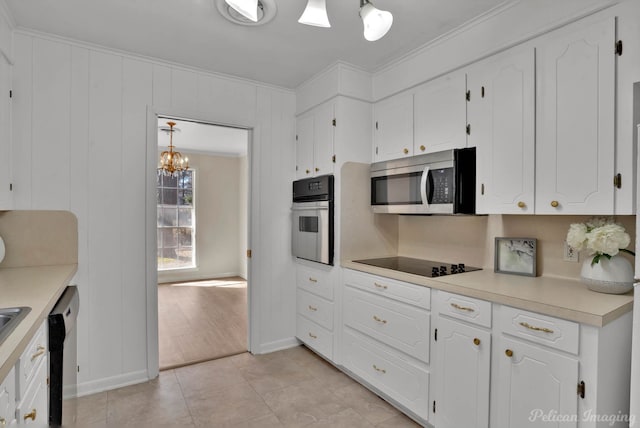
[[76, 369, 150, 398], [255, 337, 301, 354]]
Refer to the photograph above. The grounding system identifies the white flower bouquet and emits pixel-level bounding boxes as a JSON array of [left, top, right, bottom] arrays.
[[566, 217, 635, 266]]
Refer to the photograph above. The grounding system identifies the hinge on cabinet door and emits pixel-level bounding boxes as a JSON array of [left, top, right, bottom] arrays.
[[9, 183, 12, 191], [466, 124, 471, 135], [614, 173, 622, 189], [616, 40, 623, 56], [332, 118, 336, 127], [466, 90, 470, 102], [332, 155, 336, 163], [433, 401, 436, 413], [481, 183, 485, 195], [375, 146, 378, 155], [9, 90, 12, 98], [296, 165, 298, 171], [577, 381, 585, 399], [375, 121, 379, 130], [295, 135, 298, 141], [246, 249, 252, 258], [434, 328, 438, 341], [481, 86, 485, 98]]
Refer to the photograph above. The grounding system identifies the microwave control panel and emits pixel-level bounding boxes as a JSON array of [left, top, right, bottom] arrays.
[[431, 168, 454, 204]]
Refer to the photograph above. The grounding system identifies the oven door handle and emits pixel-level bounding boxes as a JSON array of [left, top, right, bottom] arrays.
[[291, 206, 329, 211], [420, 166, 431, 208]]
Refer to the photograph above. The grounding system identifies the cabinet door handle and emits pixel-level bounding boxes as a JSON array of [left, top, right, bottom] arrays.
[[505, 349, 513, 358], [519, 322, 554, 334], [305, 169, 310, 174], [403, 148, 409, 155], [315, 167, 320, 172], [308, 305, 317, 312], [308, 277, 318, 283], [517, 201, 526, 208], [31, 345, 46, 361], [419, 145, 426, 152], [373, 364, 386, 374], [23, 409, 37, 421], [550, 200, 559, 208], [374, 282, 388, 290], [473, 338, 481, 346], [308, 332, 317, 339], [451, 303, 475, 312], [373, 315, 387, 324], [0, 417, 6, 427]]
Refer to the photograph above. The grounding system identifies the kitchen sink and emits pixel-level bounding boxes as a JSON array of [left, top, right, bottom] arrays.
[[0, 307, 31, 346]]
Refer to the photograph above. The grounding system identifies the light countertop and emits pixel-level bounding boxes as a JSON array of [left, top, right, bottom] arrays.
[[342, 260, 633, 327], [0, 264, 77, 381]]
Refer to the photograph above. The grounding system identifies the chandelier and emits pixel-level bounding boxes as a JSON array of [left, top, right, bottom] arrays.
[[158, 121, 189, 177], [224, 0, 393, 41]]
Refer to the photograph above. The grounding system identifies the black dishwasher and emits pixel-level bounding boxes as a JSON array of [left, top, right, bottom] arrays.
[[48, 286, 79, 427]]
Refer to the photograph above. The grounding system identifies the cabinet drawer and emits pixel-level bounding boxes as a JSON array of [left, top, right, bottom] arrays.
[[435, 290, 492, 328], [16, 358, 48, 426], [17, 321, 47, 400], [296, 314, 333, 360], [344, 286, 430, 363], [344, 269, 430, 309], [342, 328, 429, 421], [498, 306, 579, 354], [297, 288, 334, 331], [297, 265, 333, 301]]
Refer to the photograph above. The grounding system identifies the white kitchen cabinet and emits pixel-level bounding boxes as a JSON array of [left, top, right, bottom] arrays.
[[414, 71, 467, 155], [0, 54, 12, 209], [494, 335, 579, 428], [535, 17, 616, 214], [432, 316, 491, 428], [342, 269, 430, 424], [469, 47, 535, 214], [373, 92, 413, 162], [15, 320, 48, 426], [0, 367, 17, 427], [295, 100, 334, 179]]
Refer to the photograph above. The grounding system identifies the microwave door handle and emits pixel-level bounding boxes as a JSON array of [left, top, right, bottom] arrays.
[[420, 166, 430, 208]]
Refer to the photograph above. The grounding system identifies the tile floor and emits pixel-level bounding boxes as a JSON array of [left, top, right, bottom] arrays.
[[66, 345, 422, 427]]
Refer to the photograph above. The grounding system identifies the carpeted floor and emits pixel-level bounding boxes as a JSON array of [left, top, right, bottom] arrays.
[[158, 276, 248, 370]]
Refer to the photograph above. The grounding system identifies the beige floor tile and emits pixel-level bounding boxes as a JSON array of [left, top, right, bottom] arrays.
[[277, 345, 325, 367], [227, 413, 284, 428], [332, 382, 400, 425], [239, 357, 316, 396], [303, 356, 355, 392], [63, 391, 108, 427], [262, 379, 349, 427], [374, 414, 423, 427], [186, 382, 273, 426], [227, 351, 283, 369], [307, 408, 375, 428], [175, 357, 248, 399]]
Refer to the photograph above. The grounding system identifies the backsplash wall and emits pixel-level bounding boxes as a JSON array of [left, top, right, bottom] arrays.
[[398, 214, 636, 280]]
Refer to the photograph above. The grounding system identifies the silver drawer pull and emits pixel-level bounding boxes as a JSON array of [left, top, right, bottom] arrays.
[[308, 277, 318, 283], [308, 332, 317, 339], [308, 305, 318, 312], [519, 322, 554, 334], [374, 282, 388, 290], [373, 315, 387, 324], [451, 303, 475, 312], [372, 364, 386, 374]]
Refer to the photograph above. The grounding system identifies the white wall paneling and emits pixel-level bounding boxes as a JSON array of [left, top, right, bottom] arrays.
[[12, 30, 296, 395]]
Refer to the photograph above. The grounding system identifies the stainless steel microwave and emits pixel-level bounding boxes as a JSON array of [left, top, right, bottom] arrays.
[[370, 148, 476, 215]]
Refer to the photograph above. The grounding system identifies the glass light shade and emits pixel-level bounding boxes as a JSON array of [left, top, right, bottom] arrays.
[[225, 0, 259, 22], [360, 2, 393, 41], [298, 0, 330, 28]]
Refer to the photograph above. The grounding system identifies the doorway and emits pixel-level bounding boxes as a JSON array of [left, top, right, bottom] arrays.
[[155, 117, 250, 370]]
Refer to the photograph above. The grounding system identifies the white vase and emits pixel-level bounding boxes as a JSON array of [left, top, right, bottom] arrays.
[[580, 255, 634, 294]]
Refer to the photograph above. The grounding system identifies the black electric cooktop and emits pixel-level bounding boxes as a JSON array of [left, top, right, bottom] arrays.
[[353, 256, 481, 278]]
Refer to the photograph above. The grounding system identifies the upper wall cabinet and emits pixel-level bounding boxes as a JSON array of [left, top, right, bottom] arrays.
[[0, 55, 11, 210], [469, 48, 535, 215], [372, 92, 413, 162], [296, 100, 335, 179], [535, 17, 616, 214], [414, 72, 467, 155]]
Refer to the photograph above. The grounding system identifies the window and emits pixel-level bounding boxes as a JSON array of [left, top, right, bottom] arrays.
[[157, 170, 195, 270]]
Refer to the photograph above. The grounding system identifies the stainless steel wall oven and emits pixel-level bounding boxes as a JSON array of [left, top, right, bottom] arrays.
[[291, 175, 334, 265]]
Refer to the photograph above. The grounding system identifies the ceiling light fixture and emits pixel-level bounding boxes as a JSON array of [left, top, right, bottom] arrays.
[[359, 0, 393, 42], [298, 0, 331, 28], [225, 0, 259, 22], [159, 121, 189, 177]]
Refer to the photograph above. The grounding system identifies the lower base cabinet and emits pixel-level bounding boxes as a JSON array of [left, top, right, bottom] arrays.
[[0, 367, 17, 427], [15, 359, 47, 425]]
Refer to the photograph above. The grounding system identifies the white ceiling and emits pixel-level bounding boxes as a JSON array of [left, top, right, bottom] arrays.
[[158, 118, 248, 157], [4, 0, 509, 88]]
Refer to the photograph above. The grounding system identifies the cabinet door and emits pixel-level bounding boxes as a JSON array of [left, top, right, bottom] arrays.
[[0, 367, 16, 427], [0, 55, 12, 209], [16, 357, 48, 426], [373, 92, 413, 162], [295, 113, 314, 179], [494, 336, 578, 428], [536, 18, 615, 214], [414, 72, 467, 154], [433, 317, 490, 428], [469, 48, 535, 214], [312, 101, 335, 176]]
